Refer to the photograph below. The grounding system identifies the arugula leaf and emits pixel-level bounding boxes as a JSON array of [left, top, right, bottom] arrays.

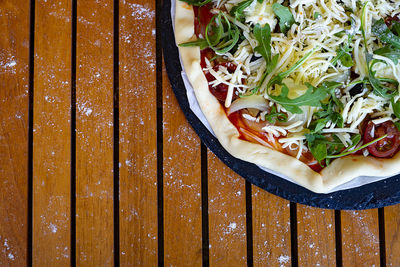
[[373, 45, 400, 65], [179, 0, 212, 6], [372, 19, 400, 49], [272, 3, 295, 34], [204, 13, 241, 54], [305, 132, 363, 165], [253, 23, 279, 73], [244, 23, 279, 96], [391, 97, 400, 119], [331, 19, 356, 67], [319, 81, 343, 110], [230, 0, 253, 21], [265, 106, 288, 123], [366, 54, 397, 98], [269, 83, 328, 114], [179, 38, 209, 49], [327, 134, 387, 159]]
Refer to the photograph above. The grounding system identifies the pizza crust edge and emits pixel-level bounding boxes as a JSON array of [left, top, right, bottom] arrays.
[[174, 0, 400, 193]]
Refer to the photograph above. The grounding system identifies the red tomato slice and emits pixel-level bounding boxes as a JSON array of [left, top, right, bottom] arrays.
[[364, 121, 400, 158]]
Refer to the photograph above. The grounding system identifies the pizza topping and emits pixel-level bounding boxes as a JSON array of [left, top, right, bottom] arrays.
[[364, 120, 400, 157], [179, 0, 400, 170], [227, 95, 269, 115]]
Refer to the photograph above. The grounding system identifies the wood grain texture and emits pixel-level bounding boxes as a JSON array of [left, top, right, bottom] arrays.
[[341, 209, 380, 266], [163, 64, 202, 265], [0, 0, 29, 265], [385, 204, 400, 266], [297, 205, 336, 266], [76, 0, 114, 265], [32, 0, 71, 265], [252, 187, 291, 267], [208, 152, 247, 266], [118, 0, 158, 265]]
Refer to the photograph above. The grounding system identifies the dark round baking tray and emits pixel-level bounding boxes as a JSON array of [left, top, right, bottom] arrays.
[[160, 0, 400, 210]]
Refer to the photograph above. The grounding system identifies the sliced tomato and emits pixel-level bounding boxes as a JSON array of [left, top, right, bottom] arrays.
[[364, 121, 400, 158]]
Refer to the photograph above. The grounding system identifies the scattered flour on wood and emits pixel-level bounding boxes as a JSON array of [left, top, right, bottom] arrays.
[[278, 255, 290, 265]]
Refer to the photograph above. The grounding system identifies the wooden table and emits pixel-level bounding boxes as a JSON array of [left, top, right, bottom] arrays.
[[1, 0, 400, 266]]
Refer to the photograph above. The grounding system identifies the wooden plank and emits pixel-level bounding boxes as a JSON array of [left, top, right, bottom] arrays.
[[341, 209, 380, 266], [163, 64, 202, 264], [385, 204, 400, 265], [76, 1, 114, 265], [0, 0, 29, 265], [252, 187, 291, 267], [32, 0, 71, 265], [118, 0, 158, 265], [297, 205, 336, 266], [208, 152, 247, 265]]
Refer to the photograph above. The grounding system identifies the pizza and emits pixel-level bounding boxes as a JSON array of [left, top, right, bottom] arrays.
[[174, 0, 400, 193]]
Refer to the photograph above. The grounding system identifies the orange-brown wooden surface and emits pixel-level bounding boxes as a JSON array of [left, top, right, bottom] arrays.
[[297, 205, 336, 266], [252, 187, 291, 267], [0, 0, 29, 265], [76, 0, 114, 265], [32, 0, 71, 265], [341, 210, 380, 266], [2, 1, 400, 266], [119, 0, 158, 265], [385, 205, 400, 266], [163, 64, 203, 265], [208, 152, 247, 266]]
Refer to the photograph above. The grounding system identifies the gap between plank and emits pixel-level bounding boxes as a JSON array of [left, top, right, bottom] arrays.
[[200, 144, 210, 266], [113, 0, 120, 265], [70, 0, 77, 265], [335, 210, 342, 267], [245, 181, 253, 266], [156, 0, 164, 263], [27, 0, 36, 266], [289, 202, 298, 267], [378, 208, 386, 267]]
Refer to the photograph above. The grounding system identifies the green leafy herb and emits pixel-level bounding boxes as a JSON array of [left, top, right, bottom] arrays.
[[331, 19, 356, 67], [313, 12, 321, 20], [269, 83, 328, 114], [230, 0, 253, 21], [372, 19, 400, 49], [179, 38, 209, 49], [179, 12, 241, 54], [326, 134, 387, 159], [366, 54, 397, 98], [272, 3, 295, 34], [391, 97, 400, 119], [265, 106, 288, 123], [179, 0, 212, 6], [373, 45, 400, 65], [319, 81, 344, 110], [305, 132, 363, 165], [253, 23, 279, 73], [359, 5, 398, 99]]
